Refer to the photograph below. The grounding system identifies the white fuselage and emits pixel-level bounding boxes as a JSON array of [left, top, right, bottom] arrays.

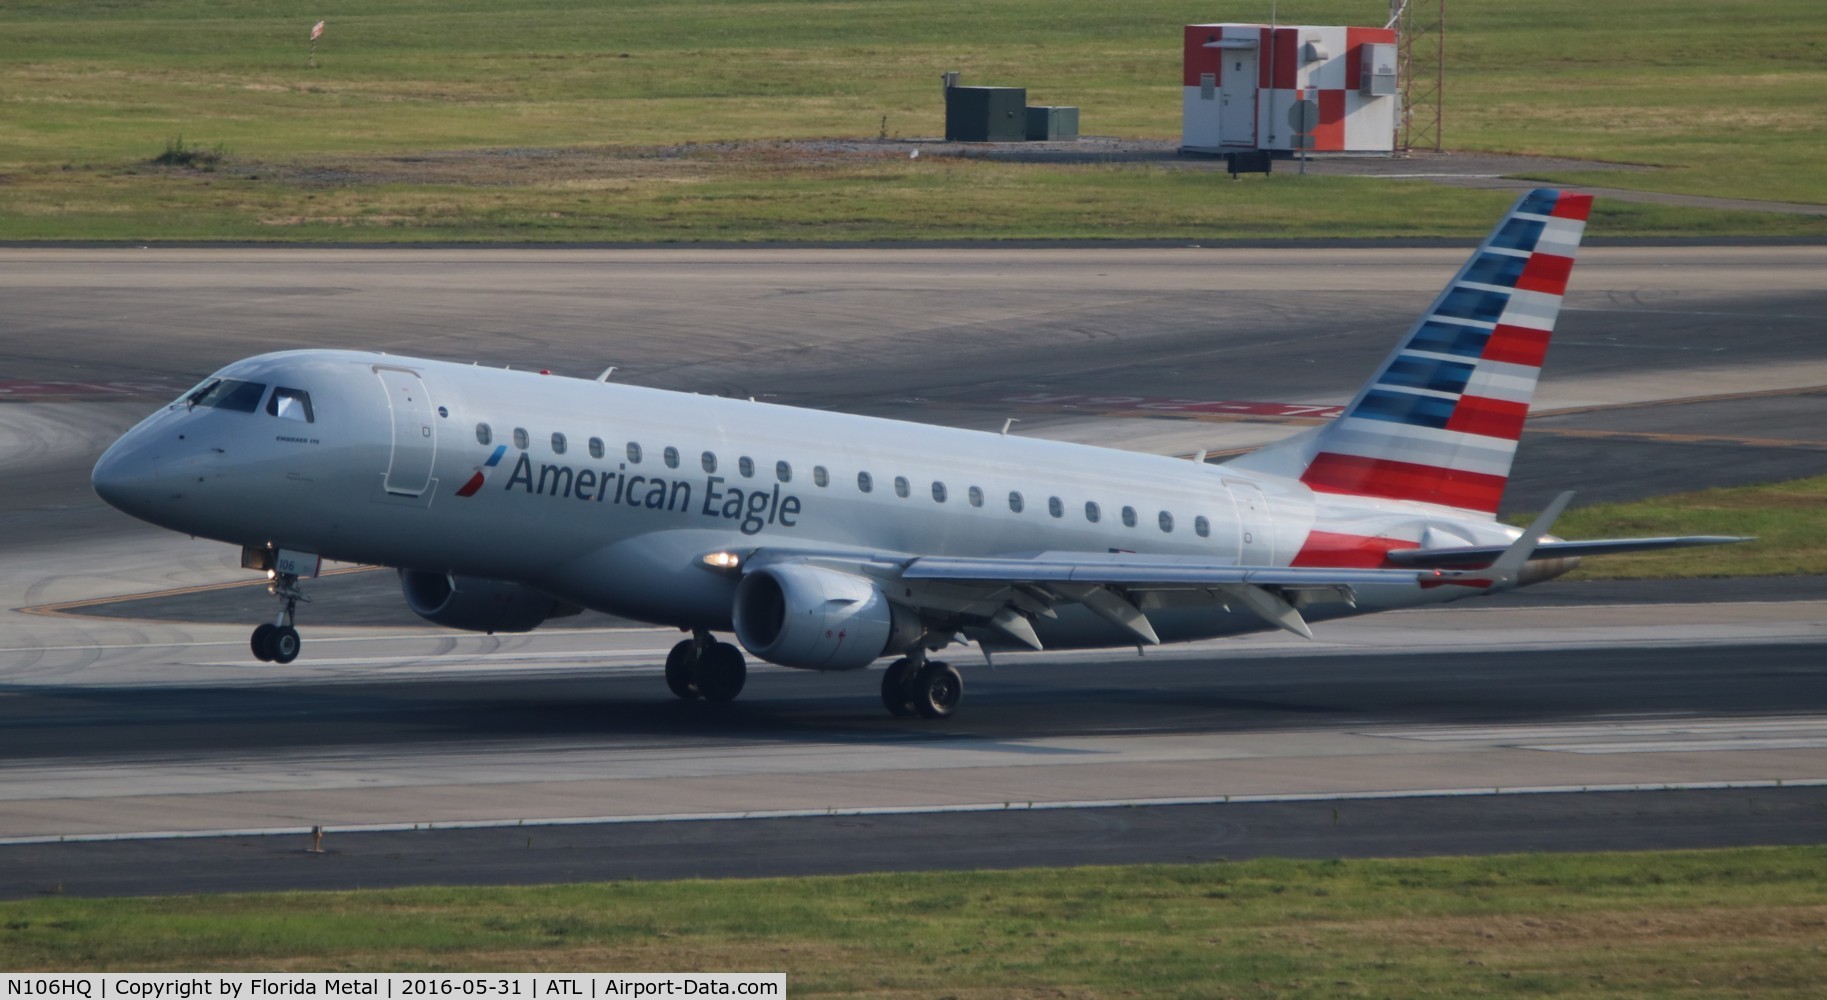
[[93, 350, 1533, 657]]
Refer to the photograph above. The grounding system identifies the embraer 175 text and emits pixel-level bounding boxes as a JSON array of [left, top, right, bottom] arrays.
[[93, 190, 1743, 718]]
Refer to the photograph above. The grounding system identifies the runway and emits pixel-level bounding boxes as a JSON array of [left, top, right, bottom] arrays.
[[1, 243, 1823, 896]]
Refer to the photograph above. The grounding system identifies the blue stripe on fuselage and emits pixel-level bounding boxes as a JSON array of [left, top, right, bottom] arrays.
[[1351, 388, 1458, 429], [1380, 355, 1475, 395]]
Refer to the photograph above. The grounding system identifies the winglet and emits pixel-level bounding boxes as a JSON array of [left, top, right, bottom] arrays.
[[1490, 490, 1574, 587]]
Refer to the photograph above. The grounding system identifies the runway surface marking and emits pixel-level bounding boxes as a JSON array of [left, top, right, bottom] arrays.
[[1372, 716, 1827, 754], [5, 778, 1824, 848], [6, 704, 1824, 840], [12, 564, 381, 619]]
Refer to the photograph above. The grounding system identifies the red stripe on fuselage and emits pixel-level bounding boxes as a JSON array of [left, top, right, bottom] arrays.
[[1481, 324, 1552, 367], [1302, 453, 1505, 514], [1444, 394, 1530, 440], [1551, 193, 1595, 220], [1515, 253, 1574, 296], [1291, 531, 1419, 568]]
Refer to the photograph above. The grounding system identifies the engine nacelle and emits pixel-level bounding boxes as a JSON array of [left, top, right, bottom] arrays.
[[733, 564, 911, 671], [399, 569, 566, 634]]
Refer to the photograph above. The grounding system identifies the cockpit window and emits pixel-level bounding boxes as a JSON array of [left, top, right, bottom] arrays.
[[187, 378, 266, 413], [266, 387, 315, 423]]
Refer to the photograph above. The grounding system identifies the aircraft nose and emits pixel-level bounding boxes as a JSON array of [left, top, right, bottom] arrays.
[[92, 432, 169, 519]]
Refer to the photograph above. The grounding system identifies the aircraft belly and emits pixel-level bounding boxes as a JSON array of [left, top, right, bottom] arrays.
[[534, 527, 746, 630]]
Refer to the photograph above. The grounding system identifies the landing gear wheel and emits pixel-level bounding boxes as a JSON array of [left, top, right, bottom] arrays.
[[910, 661, 962, 720], [696, 642, 747, 703], [250, 623, 278, 663], [881, 658, 918, 717], [252, 565, 310, 665], [269, 625, 301, 664], [665, 640, 699, 700]]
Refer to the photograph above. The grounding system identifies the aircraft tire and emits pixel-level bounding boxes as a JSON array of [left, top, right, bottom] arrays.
[[250, 623, 277, 663], [881, 658, 918, 717], [911, 661, 962, 720], [697, 642, 747, 703], [664, 640, 699, 700], [270, 625, 301, 665]]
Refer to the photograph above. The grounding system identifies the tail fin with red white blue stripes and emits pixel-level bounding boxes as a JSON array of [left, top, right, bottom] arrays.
[[1227, 188, 1593, 517]]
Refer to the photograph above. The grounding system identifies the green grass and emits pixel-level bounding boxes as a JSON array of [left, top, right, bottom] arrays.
[[5, 848, 1827, 996], [8, 162, 1814, 243], [1520, 474, 1827, 579], [1, 0, 1825, 242]]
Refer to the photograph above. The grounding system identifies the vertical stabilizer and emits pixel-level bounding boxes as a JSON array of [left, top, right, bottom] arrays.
[[1227, 188, 1593, 517]]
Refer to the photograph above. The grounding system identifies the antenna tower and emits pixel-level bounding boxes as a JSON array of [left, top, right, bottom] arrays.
[[1388, 0, 1445, 152]]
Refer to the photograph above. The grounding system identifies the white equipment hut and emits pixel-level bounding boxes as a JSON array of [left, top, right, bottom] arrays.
[[1182, 22, 1398, 155]]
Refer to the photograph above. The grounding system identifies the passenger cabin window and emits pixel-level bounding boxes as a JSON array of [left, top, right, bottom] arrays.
[[968, 486, 984, 508], [513, 427, 530, 450], [1048, 496, 1064, 518], [776, 460, 792, 483], [1195, 515, 1211, 538], [701, 451, 717, 474], [266, 387, 314, 423], [1121, 506, 1138, 528], [188, 379, 266, 413], [931, 481, 947, 503], [621, 441, 637, 462], [664, 446, 680, 469], [1009, 491, 1024, 513], [857, 471, 874, 493], [476, 423, 492, 446], [1159, 511, 1175, 533], [738, 456, 755, 478], [1084, 501, 1100, 523], [551, 432, 567, 455], [589, 438, 606, 460], [894, 476, 910, 499], [813, 465, 829, 487]]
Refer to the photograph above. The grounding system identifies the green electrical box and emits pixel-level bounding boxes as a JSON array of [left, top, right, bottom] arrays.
[[1026, 106, 1080, 141], [945, 86, 1027, 142]]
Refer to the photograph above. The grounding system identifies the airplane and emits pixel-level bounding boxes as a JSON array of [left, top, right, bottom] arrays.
[[91, 188, 1744, 718]]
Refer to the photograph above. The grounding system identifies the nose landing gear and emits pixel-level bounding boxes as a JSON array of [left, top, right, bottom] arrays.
[[251, 571, 308, 664]]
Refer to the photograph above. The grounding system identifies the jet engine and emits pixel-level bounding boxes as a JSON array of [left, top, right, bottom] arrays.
[[732, 564, 913, 670], [399, 569, 571, 634]]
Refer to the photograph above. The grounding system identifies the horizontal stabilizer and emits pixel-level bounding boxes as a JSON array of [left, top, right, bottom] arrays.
[[1386, 535, 1752, 569]]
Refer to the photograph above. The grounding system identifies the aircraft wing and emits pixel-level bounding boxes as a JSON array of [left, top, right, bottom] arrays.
[[1385, 535, 1750, 569], [742, 547, 1462, 648], [899, 553, 1440, 587]]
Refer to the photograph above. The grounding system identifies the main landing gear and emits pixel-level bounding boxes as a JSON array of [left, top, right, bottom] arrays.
[[665, 629, 748, 703], [881, 652, 963, 720], [250, 571, 306, 664]]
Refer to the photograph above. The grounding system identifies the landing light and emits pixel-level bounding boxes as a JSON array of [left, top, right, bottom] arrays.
[[701, 551, 743, 572]]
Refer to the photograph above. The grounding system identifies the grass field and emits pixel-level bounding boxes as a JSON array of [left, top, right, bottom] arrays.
[[1515, 474, 1827, 579], [4, 847, 1825, 996], [2, 0, 1824, 242]]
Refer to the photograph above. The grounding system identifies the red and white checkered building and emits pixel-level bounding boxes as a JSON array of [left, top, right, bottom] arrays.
[[1182, 23, 1397, 154]]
